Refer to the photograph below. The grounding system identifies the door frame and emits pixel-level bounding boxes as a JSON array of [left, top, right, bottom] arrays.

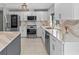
[[0, 10, 3, 31]]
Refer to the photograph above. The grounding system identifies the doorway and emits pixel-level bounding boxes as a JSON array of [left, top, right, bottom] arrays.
[[0, 11, 3, 31]]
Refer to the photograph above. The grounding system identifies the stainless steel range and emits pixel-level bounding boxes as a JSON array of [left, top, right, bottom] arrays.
[[27, 25, 37, 38]]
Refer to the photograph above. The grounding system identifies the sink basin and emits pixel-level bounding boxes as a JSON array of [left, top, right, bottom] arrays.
[[45, 26, 52, 29], [46, 28, 52, 29]]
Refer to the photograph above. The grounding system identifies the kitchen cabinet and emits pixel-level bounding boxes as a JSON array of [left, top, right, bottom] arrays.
[[20, 27, 26, 37], [50, 34, 79, 55], [36, 11, 49, 21], [9, 11, 36, 21], [54, 39, 63, 55], [54, 3, 74, 20], [64, 42, 79, 55], [41, 27, 64, 55], [41, 27, 45, 44], [54, 3, 79, 20], [20, 11, 36, 21], [73, 3, 79, 19], [0, 34, 21, 55], [42, 26, 79, 55], [50, 34, 63, 55], [37, 26, 42, 37]]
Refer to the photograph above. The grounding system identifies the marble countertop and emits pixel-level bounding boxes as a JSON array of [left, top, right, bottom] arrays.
[[41, 26, 79, 42], [41, 26, 53, 34], [0, 32, 20, 52]]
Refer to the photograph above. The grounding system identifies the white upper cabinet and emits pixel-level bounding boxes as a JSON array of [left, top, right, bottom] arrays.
[[54, 3, 74, 20], [36, 11, 49, 21], [73, 3, 79, 19], [20, 11, 36, 21]]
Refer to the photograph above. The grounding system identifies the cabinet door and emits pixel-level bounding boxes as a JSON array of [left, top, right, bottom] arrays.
[[37, 26, 42, 37], [6, 35, 21, 55], [55, 3, 74, 20], [64, 42, 79, 55], [50, 35, 56, 55], [41, 27, 45, 44], [55, 39, 63, 55], [50, 35, 63, 55], [36, 12, 49, 21], [20, 27, 26, 37], [73, 4, 79, 19], [42, 29, 45, 44]]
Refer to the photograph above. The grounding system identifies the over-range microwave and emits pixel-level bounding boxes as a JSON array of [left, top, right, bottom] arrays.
[[27, 16, 36, 21]]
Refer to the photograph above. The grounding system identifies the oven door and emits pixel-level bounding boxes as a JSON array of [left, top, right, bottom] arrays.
[[27, 29, 36, 34]]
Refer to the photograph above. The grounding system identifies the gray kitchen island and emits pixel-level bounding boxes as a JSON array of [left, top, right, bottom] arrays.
[[0, 32, 21, 55]]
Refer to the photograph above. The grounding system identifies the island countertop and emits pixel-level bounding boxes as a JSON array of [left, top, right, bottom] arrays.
[[0, 32, 20, 52]]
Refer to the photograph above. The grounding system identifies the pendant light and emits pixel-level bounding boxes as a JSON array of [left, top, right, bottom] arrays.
[[21, 3, 28, 11]]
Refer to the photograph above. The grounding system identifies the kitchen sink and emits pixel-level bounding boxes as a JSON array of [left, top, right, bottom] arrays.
[[45, 26, 52, 29]]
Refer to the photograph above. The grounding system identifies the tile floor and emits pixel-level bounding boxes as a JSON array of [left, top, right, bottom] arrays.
[[21, 37, 47, 55]]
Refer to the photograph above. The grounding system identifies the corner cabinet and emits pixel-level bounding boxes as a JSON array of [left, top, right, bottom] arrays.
[[0, 34, 21, 55]]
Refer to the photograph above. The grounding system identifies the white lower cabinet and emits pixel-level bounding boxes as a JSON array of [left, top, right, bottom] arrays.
[[41, 28, 79, 55], [50, 35, 63, 55], [37, 26, 42, 37], [50, 35, 79, 55], [41, 27, 45, 44], [20, 27, 26, 37], [64, 42, 79, 55]]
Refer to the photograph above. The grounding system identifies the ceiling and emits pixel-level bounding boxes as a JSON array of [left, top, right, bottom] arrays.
[[0, 3, 53, 10]]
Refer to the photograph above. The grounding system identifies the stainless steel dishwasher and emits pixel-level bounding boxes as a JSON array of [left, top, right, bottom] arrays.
[[45, 30, 50, 55]]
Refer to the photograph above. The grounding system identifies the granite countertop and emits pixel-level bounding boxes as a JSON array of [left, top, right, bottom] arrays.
[[0, 32, 20, 52]]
